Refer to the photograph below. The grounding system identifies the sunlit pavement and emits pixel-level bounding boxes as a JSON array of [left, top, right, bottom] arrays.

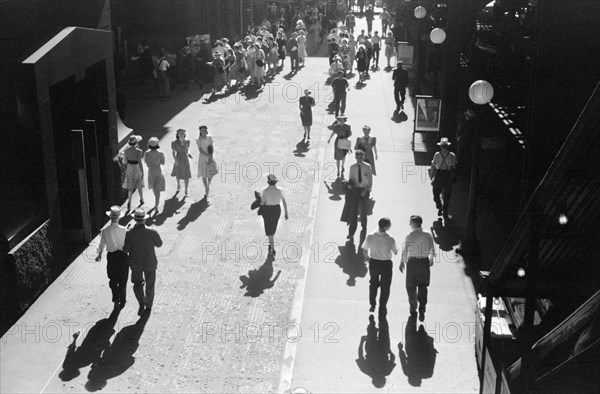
[[1, 16, 478, 394]]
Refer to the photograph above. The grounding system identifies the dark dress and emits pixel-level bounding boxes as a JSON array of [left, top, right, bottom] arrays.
[[357, 51, 368, 72], [333, 123, 352, 160], [299, 96, 315, 126], [276, 38, 287, 60]]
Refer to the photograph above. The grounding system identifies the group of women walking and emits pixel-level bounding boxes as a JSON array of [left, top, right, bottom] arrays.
[[120, 126, 218, 212]]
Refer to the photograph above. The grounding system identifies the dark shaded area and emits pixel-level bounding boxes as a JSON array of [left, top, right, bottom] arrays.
[[391, 109, 408, 124], [398, 315, 437, 387], [334, 240, 367, 287], [430, 218, 460, 252], [145, 195, 186, 227], [323, 179, 344, 201], [239, 255, 281, 297], [176, 196, 209, 230], [59, 310, 120, 382], [293, 139, 310, 158], [356, 315, 396, 388], [85, 313, 149, 392]]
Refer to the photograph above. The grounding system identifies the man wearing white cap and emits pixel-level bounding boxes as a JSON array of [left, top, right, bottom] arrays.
[[96, 206, 128, 309], [429, 138, 457, 218], [124, 208, 163, 316]]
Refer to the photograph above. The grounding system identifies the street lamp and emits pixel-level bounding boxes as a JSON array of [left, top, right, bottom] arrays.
[[457, 80, 494, 258], [413, 5, 427, 96], [430, 28, 446, 44]]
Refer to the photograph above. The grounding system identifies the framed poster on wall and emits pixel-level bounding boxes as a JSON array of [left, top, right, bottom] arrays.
[[396, 42, 414, 69], [415, 96, 442, 132]]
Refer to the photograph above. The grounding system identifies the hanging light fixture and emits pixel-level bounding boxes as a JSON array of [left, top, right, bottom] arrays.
[[469, 80, 495, 105], [414, 6, 427, 19], [430, 28, 446, 44]]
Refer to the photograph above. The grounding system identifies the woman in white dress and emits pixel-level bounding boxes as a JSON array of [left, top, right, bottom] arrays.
[[196, 125, 216, 197], [297, 30, 308, 66], [144, 137, 165, 212], [121, 135, 145, 211]]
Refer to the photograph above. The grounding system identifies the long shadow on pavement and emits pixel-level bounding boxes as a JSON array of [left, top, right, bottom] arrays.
[[324, 179, 344, 201], [239, 254, 281, 297], [145, 194, 187, 227], [391, 109, 408, 124], [398, 314, 437, 387], [334, 239, 368, 286], [58, 309, 120, 382], [431, 218, 460, 252], [293, 139, 311, 157], [177, 196, 209, 230], [85, 313, 150, 392], [356, 314, 396, 388]]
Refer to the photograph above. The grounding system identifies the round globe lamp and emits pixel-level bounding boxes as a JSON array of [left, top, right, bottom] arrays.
[[430, 28, 446, 44], [469, 80, 495, 105], [414, 6, 427, 19]]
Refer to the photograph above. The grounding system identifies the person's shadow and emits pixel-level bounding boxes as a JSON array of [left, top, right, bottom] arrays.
[[324, 179, 344, 201], [391, 109, 408, 123], [58, 310, 120, 382], [239, 254, 281, 297], [177, 196, 209, 230], [356, 315, 396, 388], [146, 194, 186, 226], [85, 314, 150, 392], [398, 315, 438, 387], [431, 218, 460, 252], [334, 240, 367, 286], [293, 139, 310, 157]]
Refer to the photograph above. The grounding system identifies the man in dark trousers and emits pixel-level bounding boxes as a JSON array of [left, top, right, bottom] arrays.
[[95, 206, 128, 309], [392, 60, 409, 111], [124, 208, 163, 316], [286, 32, 299, 72], [400, 215, 435, 322], [362, 218, 399, 316], [331, 70, 350, 117], [342, 150, 373, 241], [430, 137, 457, 218], [365, 4, 375, 34]]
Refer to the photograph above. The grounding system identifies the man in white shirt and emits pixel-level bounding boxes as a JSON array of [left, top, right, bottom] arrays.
[[96, 206, 128, 309], [400, 215, 435, 321], [362, 218, 398, 316], [341, 150, 373, 241], [429, 137, 457, 218]]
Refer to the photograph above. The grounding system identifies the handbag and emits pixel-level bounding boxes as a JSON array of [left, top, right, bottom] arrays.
[[206, 158, 218, 178], [337, 138, 351, 150], [256, 59, 265, 67]]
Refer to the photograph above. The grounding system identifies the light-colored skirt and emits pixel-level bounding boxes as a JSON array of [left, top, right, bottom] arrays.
[[123, 163, 144, 190]]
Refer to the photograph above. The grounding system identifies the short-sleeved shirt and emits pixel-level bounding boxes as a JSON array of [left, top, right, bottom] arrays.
[[431, 150, 457, 170], [401, 228, 435, 262], [261, 186, 283, 205], [349, 161, 373, 189], [331, 76, 349, 95], [98, 223, 127, 253], [158, 58, 170, 72], [362, 231, 398, 261]]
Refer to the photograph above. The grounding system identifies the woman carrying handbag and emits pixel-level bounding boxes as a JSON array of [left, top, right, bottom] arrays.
[[327, 115, 352, 179]]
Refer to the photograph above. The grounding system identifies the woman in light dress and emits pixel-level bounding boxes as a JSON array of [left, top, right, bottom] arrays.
[[144, 137, 165, 212], [384, 32, 396, 68], [171, 128, 192, 196], [354, 126, 378, 175], [122, 135, 145, 211], [196, 125, 216, 197], [297, 30, 308, 67], [251, 43, 266, 87]]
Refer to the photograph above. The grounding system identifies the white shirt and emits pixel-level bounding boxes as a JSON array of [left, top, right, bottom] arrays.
[[401, 227, 435, 262], [261, 185, 284, 205], [98, 222, 127, 253], [362, 231, 398, 261], [349, 161, 373, 190], [431, 150, 457, 170], [157, 58, 170, 72]]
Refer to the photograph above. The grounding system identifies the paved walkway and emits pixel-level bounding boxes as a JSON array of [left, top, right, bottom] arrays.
[[1, 15, 479, 394]]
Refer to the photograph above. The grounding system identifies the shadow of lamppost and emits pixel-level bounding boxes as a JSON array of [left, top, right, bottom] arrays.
[[456, 80, 495, 258]]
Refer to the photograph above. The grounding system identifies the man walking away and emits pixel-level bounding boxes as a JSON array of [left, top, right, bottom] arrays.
[[96, 206, 128, 309], [362, 218, 399, 316], [331, 70, 350, 118], [124, 208, 163, 316], [400, 215, 435, 322], [430, 137, 457, 219], [392, 61, 409, 111]]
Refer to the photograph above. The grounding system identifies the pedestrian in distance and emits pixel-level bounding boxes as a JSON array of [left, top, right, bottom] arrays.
[[331, 70, 350, 117], [95, 206, 128, 310], [259, 174, 289, 257], [362, 218, 399, 316], [328, 114, 352, 179], [429, 137, 457, 219], [124, 208, 163, 316], [371, 31, 381, 70], [356, 45, 368, 83], [341, 149, 373, 241], [144, 137, 166, 213], [286, 32, 300, 72], [355, 126, 378, 175], [392, 61, 409, 111], [156, 50, 170, 98], [171, 129, 192, 196], [380, 7, 391, 35], [400, 215, 435, 322], [196, 125, 217, 197], [121, 135, 145, 211], [384, 32, 395, 69], [299, 89, 316, 142], [365, 5, 375, 33]]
